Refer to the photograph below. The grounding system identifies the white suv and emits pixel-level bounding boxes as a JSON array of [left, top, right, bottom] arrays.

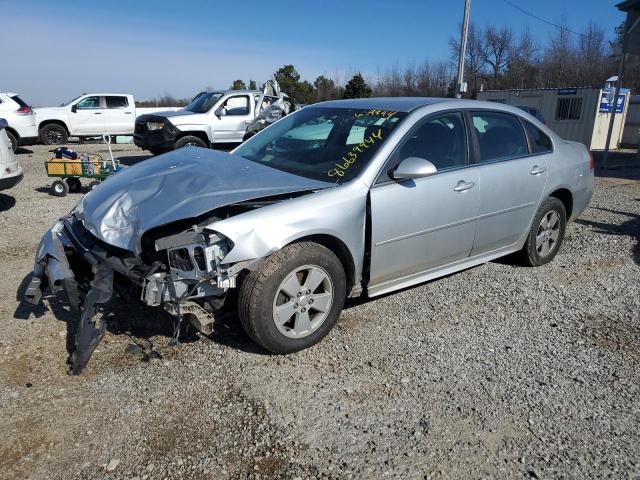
[[0, 92, 38, 152], [0, 118, 23, 191]]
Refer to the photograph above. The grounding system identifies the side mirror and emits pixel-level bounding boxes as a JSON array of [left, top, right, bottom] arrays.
[[215, 107, 226, 118], [392, 157, 437, 180], [71, 104, 78, 113]]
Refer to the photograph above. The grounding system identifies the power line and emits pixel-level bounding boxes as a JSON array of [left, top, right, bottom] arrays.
[[501, 0, 587, 38]]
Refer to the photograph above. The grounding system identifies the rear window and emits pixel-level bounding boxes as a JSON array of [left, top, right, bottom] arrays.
[[523, 121, 553, 153], [11, 95, 29, 108], [106, 96, 129, 108]]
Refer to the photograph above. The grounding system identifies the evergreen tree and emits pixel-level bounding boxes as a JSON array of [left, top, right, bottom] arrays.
[[343, 73, 372, 99], [231, 79, 247, 90]]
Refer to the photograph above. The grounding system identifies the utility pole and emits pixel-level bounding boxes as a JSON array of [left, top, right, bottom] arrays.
[[456, 0, 472, 99]]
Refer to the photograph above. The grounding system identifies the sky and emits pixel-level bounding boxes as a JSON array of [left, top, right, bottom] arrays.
[[0, 0, 626, 106]]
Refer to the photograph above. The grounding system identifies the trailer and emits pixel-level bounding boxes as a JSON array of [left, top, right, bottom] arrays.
[[478, 85, 631, 151]]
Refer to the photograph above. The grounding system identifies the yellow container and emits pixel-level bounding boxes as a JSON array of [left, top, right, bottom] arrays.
[[47, 158, 101, 176]]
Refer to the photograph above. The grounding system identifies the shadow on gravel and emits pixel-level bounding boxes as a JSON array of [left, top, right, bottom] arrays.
[[576, 205, 640, 266], [0, 193, 16, 212], [117, 154, 152, 166], [15, 147, 34, 155], [594, 150, 640, 181]]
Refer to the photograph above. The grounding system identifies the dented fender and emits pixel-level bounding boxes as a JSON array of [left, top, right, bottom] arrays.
[[210, 180, 369, 286]]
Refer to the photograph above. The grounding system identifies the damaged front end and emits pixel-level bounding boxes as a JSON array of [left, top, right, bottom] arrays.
[[25, 212, 250, 375]]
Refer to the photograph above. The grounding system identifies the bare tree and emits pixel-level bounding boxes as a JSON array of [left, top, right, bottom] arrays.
[[480, 25, 515, 85]]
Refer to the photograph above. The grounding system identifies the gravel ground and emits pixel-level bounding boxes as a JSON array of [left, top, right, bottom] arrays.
[[0, 144, 639, 480]]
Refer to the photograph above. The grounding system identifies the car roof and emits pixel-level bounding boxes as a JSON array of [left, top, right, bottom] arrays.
[[312, 97, 544, 116], [0, 92, 19, 97], [317, 97, 450, 112]]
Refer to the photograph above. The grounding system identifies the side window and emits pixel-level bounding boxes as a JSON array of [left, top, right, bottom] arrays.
[[76, 96, 100, 109], [222, 96, 250, 116], [394, 112, 467, 172], [523, 121, 553, 153], [105, 96, 129, 108], [471, 111, 528, 163]]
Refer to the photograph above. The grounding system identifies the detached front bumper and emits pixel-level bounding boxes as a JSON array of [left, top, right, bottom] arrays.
[[25, 218, 113, 374], [25, 215, 243, 374]]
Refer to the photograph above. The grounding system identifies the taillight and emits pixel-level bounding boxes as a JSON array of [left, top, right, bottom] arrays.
[[16, 106, 32, 115], [588, 151, 594, 171]]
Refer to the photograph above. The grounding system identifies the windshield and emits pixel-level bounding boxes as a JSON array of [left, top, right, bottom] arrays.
[[234, 107, 407, 183], [60, 95, 82, 107], [185, 92, 223, 113]]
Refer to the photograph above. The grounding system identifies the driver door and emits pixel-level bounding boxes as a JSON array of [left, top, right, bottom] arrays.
[[70, 96, 105, 135], [213, 94, 253, 142], [369, 111, 479, 292]]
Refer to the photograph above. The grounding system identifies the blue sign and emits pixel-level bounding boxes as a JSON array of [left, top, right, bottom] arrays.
[[599, 90, 626, 113], [558, 88, 577, 95]]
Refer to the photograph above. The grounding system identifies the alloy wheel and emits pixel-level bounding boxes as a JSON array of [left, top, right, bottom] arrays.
[[272, 265, 334, 338], [536, 210, 561, 258]]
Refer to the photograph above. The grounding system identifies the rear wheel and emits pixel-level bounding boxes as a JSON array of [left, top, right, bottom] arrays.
[[51, 179, 68, 197], [40, 124, 69, 145], [175, 135, 207, 149], [519, 197, 567, 267], [5, 130, 18, 152], [238, 242, 346, 354], [66, 177, 81, 193]]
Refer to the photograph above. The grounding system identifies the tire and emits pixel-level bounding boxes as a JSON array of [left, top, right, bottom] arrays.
[[149, 148, 168, 156], [238, 242, 347, 354], [6, 130, 18, 153], [51, 179, 68, 197], [518, 197, 567, 267], [66, 177, 81, 193], [174, 135, 207, 149], [40, 124, 69, 145], [88, 181, 100, 191]]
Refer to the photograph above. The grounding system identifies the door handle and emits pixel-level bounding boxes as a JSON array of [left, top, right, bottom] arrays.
[[124, 111, 132, 114], [454, 180, 475, 192], [94, 112, 102, 115], [244, 120, 252, 124], [530, 165, 546, 175]]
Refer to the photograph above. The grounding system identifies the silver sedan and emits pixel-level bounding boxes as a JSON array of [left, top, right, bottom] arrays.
[[25, 98, 593, 373]]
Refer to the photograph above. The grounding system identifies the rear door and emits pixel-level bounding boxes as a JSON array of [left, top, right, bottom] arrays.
[[213, 94, 253, 142], [103, 95, 134, 134], [369, 111, 480, 290], [469, 111, 549, 255], [70, 96, 105, 135]]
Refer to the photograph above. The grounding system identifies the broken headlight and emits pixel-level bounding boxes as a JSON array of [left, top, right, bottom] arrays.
[[168, 248, 194, 272]]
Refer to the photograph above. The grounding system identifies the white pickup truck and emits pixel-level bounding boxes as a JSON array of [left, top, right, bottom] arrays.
[[133, 80, 290, 154], [34, 93, 179, 145]]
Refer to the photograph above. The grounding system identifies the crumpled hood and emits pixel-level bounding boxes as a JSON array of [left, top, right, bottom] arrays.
[[155, 109, 195, 118], [77, 147, 332, 253]]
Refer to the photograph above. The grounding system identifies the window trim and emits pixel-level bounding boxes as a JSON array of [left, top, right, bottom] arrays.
[[467, 109, 542, 166], [373, 109, 472, 186]]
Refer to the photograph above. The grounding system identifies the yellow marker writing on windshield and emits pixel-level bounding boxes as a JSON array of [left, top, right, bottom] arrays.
[[328, 128, 383, 178]]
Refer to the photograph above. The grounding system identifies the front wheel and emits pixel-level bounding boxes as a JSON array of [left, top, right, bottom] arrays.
[[519, 197, 567, 267], [40, 124, 69, 145], [238, 242, 347, 354], [174, 135, 207, 149]]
